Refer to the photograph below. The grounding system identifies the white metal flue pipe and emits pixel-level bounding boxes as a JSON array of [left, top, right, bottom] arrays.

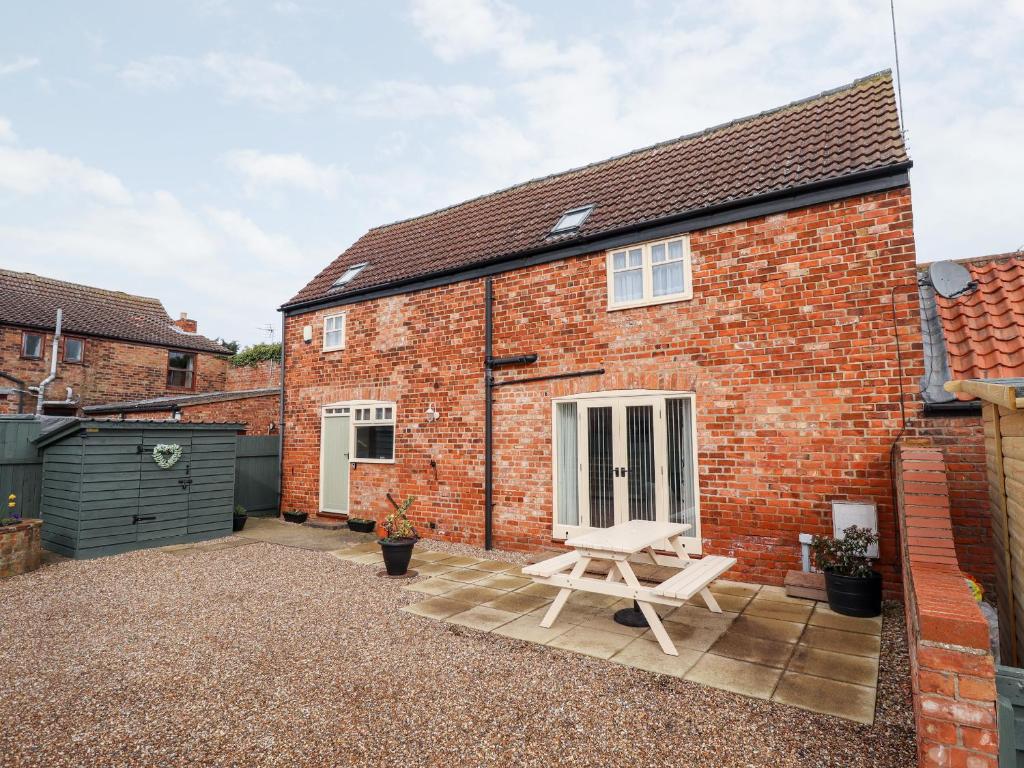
[[36, 308, 63, 415]]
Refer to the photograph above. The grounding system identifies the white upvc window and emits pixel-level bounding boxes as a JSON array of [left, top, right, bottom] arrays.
[[323, 313, 346, 351], [352, 401, 396, 462], [607, 235, 693, 309]]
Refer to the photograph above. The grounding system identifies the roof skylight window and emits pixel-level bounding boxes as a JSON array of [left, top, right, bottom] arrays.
[[551, 205, 594, 234], [333, 263, 368, 287]]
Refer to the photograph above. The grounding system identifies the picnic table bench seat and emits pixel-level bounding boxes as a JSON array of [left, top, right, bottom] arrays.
[[522, 551, 580, 578], [650, 555, 737, 601]]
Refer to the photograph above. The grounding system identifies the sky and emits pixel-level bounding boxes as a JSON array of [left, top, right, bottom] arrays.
[[1, 1, 1022, 347]]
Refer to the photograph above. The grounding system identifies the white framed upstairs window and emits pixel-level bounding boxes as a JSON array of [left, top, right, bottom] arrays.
[[607, 235, 692, 310], [323, 313, 346, 351]]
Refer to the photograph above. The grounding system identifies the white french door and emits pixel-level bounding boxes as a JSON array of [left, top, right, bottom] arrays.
[[552, 391, 700, 552]]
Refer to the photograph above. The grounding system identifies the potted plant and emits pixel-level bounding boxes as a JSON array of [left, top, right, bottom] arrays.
[[812, 525, 882, 617], [347, 516, 376, 533], [233, 504, 248, 532], [378, 496, 418, 576], [282, 509, 308, 524]]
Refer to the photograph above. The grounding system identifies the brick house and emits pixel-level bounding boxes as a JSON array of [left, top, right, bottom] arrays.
[[279, 71, 922, 588], [916, 251, 1024, 593], [0, 269, 231, 415]]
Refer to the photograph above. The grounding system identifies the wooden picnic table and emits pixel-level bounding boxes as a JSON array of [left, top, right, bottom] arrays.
[[522, 519, 736, 656]]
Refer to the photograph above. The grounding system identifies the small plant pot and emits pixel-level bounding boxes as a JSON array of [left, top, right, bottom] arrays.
[[347, 518, 376, 533], [824, 570, 882, 617], [379, 537, 417, 576], [283, 511, 308, 525], [232, 514, 248, 532]]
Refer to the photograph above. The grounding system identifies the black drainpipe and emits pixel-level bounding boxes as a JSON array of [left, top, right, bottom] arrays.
[[277, 312, 286, 514], [484, 278, 494, 550], [0, 371, 27, 414]]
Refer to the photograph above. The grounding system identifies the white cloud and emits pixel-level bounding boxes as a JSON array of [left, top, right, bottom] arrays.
[[202, 53, 337, 111], [0, 145, 132, 204], [120, 52, 337, 112], [0, 56, 40, 76], [0, 117, 15, 143], [119, 55, 195, 90], [222, 149, 342, 196], [352, 81, 493, 119], [206, 207, 306, 265]]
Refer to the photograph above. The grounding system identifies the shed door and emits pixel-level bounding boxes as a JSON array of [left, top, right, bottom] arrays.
[[187, 429, 236, 536], [137, 430, 192, 543]]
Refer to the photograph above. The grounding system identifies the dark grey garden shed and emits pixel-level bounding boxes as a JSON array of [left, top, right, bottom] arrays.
[[35, 419, 242, 558]]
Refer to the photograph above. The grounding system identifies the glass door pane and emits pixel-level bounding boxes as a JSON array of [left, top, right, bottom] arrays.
[[625, 404, 656, 521], [586, 406, 614, 528], [666, 398, 695, 527], [555, 402, 579, 526]]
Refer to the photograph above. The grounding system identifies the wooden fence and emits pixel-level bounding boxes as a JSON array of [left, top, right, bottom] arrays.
[[0, 418, 43, 519], [234, 435, 279, 515]]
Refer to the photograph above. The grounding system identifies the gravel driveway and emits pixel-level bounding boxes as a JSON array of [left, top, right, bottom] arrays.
[[0, 541, 916, 767]]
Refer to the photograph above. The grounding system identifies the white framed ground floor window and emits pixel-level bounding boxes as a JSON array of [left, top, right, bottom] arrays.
[[551, 390, 701, 552]]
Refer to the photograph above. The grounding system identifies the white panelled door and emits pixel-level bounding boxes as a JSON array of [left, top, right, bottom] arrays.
[[553, 391, 700, 553]]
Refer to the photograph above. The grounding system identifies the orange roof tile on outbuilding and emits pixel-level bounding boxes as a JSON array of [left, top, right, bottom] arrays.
[[934, 252, 1024, 385]]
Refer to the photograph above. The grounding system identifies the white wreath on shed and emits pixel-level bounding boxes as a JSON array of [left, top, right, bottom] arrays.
[[152, 443, 182, 469]]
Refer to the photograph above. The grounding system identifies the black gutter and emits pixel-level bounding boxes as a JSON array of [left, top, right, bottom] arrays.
[[83, 388, 280, 415], [922, 400, 982, 416], [0, 371, 26, 414], [281, 163, 912, 317]]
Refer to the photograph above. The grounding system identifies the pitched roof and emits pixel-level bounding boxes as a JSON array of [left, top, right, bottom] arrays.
[[285, 70, 909, 309], [83, 387, 280, 415], [0, 269, 230, 354], [932, 253, 1024, 386]]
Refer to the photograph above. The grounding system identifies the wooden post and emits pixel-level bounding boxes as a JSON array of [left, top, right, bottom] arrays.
[[990, 403, 1017, 666]]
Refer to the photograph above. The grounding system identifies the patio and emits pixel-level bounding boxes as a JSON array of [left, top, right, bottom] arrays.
[[0, 524, 913, 767], [334, 544, 882, 724]]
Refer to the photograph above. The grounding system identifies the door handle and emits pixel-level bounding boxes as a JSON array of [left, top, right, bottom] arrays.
[[132, 515, 156, 524]]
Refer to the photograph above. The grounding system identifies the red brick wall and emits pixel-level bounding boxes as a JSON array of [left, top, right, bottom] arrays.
[[0, 326, 228, 414], [226, 359, 280, 391], [895, 443, 998, 767], [282, 188, 922, 587], [917, 413, 993, 594], [179, 394, 279, 434], [117, 394, 279, 434]]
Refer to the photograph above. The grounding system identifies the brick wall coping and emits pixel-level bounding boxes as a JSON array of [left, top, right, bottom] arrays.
[[899, 445, 989, 650], [0, 519, 43, 534]]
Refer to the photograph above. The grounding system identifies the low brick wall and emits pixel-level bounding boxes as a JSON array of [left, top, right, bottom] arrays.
[[896, 443, 999, 767], [0, 519, 43, 578]]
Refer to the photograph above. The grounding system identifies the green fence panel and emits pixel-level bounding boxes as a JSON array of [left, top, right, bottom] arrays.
[[0, 419, 43, 518], [997, 665, 1024, 767], [234, 435, 279, 515]]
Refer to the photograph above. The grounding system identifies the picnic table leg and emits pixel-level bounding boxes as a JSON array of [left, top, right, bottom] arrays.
[[613, 559, 678, 657], [540, 557, 590, 629]]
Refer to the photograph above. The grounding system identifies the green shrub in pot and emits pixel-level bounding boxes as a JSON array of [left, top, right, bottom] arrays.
[[812, 525, 882, 617]]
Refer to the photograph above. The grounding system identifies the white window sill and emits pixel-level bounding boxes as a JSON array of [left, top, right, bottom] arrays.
[[322, 345, 346, 353], [607, 292, 693, 311], [350, 458, 395, 465]]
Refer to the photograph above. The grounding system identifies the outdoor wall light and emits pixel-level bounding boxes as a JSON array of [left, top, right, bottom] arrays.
[[425, 403, 440, 423], [302, 325, 313, 343]]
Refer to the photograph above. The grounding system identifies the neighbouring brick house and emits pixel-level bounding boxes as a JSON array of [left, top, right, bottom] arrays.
[[279, 71, 923, 589], [916, 251, 1024, 594], [0, 269, 232, 415]]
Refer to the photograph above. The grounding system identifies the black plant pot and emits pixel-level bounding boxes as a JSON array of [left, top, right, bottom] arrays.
[[824, 570, 882, 617], [283, 511, 308, 524], [232, 514, 248, 532], [379, 537, 416, 576], [347, 518, 376, 533]]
